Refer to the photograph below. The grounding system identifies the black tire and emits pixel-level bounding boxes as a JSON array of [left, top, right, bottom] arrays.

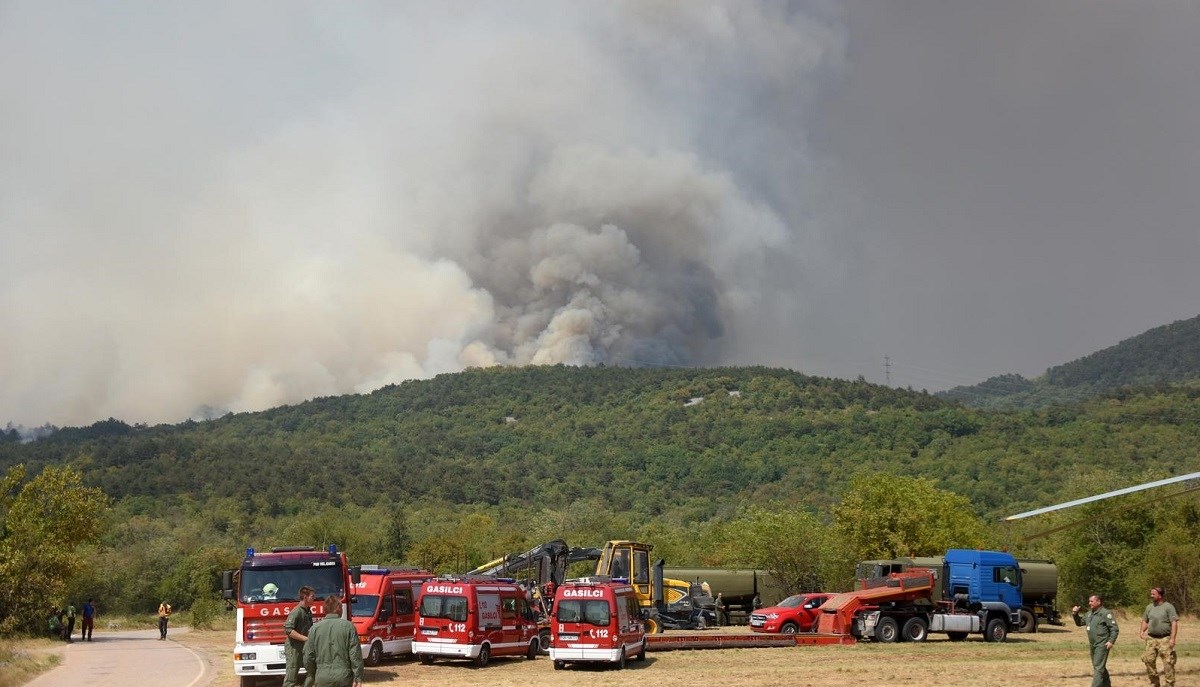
[[553, 659, 565, 671], [985, 618, 1008, 643], [538, 628, 551, 655], [874, 616, 899, 643], [636, 639, 647, 661], [366, 641, 383, 667], [418, 654, 434, 665], [901, 617, 929, 642], [1018, 609, 1038, 634], [616, 649, 626, 670], [780, 622, 799, 635], [474, 644, 490, 667], [947, 632, 968, 642], [526, 638, 539, 660]]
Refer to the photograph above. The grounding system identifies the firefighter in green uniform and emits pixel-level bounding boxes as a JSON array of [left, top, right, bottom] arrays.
[[1073, 594, 1119, 687], [303, 595, 364, 687], [283, 585, 317, 687]]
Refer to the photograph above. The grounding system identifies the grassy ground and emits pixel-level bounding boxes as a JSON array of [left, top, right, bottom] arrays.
[[177, 615, 1198, 687], [0, 638, 60, 687]]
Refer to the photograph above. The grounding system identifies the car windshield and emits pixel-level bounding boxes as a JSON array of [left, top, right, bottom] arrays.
[[241, 564, 345, 603], [420, 595, 468, 622], [351, 594, 379, 618], [777, 595, 806, 609], [556, 600, 611, 626]]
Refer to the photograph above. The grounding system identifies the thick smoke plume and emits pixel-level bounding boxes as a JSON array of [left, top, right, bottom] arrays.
[[0, 3, 846, 426]]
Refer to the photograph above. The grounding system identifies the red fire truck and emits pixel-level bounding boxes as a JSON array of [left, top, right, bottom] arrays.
[[221, 546, 359, 687], [549, 578, 647, 670], [350, 566, 432, 665], [412, 577, 541, 667]]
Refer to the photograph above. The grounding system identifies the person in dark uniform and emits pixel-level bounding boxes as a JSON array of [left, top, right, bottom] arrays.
[[303, 595, 363, 687], [1073, 594, 1119, 687], [283, 586, 316, 687], [81, 599, 96, 641]]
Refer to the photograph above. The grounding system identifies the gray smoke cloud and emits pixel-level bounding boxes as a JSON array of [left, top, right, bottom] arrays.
[[0, 2, 848, 426]]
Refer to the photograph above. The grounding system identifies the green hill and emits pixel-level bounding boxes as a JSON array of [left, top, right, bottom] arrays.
[[938, 314, 1200, 409]]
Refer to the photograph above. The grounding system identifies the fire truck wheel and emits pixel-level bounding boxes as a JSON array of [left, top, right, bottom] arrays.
[[636, 639, 647, 661], [874, 616, 899, 643], [780, 622, 799, 635], [616, 649, 626, 670], [539, 628, 551, 655], [418, 654, 434, 665], [474, 644, 491, 667], [367, 641, 383, 666], [526, 638, 539, 660], [984, 618, 1008, 643], [901, 617, 928, 642], [1018, 609, 1038, 633], [553, 660, 566, 671]]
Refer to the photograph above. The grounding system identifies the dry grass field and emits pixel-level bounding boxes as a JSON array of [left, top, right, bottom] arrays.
[[178, 616, 1198, 687]]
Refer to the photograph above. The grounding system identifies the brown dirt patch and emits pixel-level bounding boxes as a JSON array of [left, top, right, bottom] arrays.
[[179, 619, 1199, 687]]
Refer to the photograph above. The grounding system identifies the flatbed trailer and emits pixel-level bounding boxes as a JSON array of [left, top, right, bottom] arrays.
[[644, 629, 854, 651]]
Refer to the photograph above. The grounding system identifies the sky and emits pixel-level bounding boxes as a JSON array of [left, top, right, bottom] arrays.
[[2, 1, 1198, 428]]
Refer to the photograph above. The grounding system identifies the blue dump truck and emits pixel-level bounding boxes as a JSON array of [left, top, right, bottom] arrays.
[[822, 548, 1022, 642]]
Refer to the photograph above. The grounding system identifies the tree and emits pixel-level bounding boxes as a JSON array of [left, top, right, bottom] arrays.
[[0, 464, 109, 633], [384, 508, 411, 564], [716, 507, 837, 594], [832, 474, 987, 562]]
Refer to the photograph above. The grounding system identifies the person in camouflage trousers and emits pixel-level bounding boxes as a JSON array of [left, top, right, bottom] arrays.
[[1073, 594, 1119, 687], [1139, 587, 1178, 687]]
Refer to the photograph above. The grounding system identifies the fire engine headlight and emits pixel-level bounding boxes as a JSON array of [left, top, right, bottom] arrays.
[[235, 652, 256, 661]]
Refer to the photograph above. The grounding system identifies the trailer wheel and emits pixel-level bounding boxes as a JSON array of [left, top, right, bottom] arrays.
[[874, 616, 899, 643], [780, 622, 799, 635], [901, 617, 928, 642], [474, 644, 491, 667], [418, 654, 434, 665], [1018, 609, 1038, 633], [947, 632, 968, 642], [366, 641, 383, 667], [984, 618, 1008, 643]]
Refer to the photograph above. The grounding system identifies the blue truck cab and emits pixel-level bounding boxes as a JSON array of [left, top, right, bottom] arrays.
[[942, 549, 1022, 639]]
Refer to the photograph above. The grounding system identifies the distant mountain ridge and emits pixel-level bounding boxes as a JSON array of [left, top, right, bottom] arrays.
[[938, 314, 1200, 409]]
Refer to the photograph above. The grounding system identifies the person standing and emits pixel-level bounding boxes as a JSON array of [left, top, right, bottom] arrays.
[[282, 586, 317, 687], [303, 595, 363, 687], [81, 599, 96, 641], [158, 600, 172, 640], [714, 592, 725, 627], [1073, 594, 1120, 687], [1139, 586, 1179, 687], [64, 602, 76, 642]]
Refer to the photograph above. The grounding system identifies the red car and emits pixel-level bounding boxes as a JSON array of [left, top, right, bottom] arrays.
[[748, 593, 831, 634]]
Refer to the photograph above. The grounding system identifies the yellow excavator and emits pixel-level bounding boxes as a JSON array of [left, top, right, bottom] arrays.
[[593, 540, 709, 633]]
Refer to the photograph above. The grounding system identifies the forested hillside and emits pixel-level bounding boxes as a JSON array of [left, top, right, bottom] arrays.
[[4, 365, 1200, 628], [939, 314, 1200, 409]]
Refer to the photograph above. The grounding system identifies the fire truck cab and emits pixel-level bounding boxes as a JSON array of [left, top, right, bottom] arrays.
[[412, 577, 541, 667], [549, 578, 647, 670], [350, 567, 431, 666]]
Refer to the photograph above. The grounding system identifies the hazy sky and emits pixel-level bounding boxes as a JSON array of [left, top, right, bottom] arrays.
[[2, 1, 1198, 427]]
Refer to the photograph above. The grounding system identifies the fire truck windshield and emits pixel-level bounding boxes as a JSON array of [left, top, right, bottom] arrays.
[[241, 564, 345, 603], [556, 599, 611, 627], [419, 595, 468, 622], [351, 595, 380, 618]]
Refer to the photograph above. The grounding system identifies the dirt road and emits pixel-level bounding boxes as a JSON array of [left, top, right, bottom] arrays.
[[27, 628, 210, 687]]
